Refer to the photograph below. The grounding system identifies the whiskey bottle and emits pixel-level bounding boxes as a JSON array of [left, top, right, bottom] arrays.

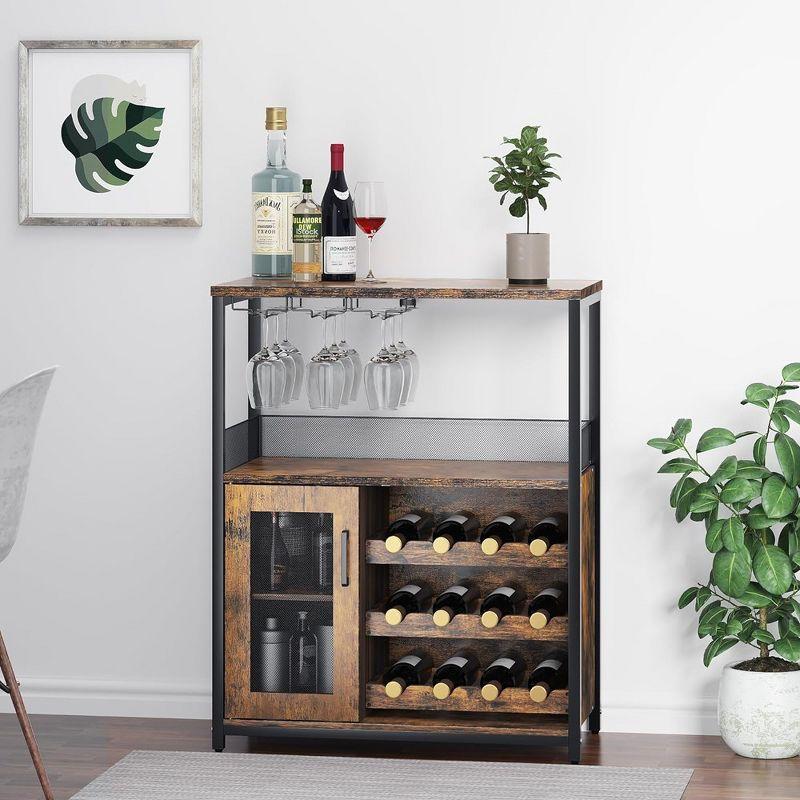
[[292, 179, 322, 282]]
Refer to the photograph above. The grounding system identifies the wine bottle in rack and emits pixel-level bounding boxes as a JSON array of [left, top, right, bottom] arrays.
[[480, 653, 525, 701], [383, 650, 433, 698], [321, 143, 356, 282], [431, 583, 479, 627], [528, 652, 568, 703], [431, 512, 480, 554], [383, 582, 432, 626], [480, 513, 526, 555], [528, 584, 566, 629], [528, 516, 565, 556], [432, 650, 480, 699], [384, 511, 433, 554], [480, 586, 522, 628]]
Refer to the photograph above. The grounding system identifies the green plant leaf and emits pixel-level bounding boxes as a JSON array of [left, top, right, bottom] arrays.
[[697, 428, 736, 453], [726, 618, 744, 636], [775, 399, 800, 424], [740, 582, 777, 608], [648, 437, 681, 453], [705, 520, 725, 553], [720, 477, 758, 504], [508, 196, 526, 217], [676, 477, 700, 522], [793, 552, 800, 570], [774, 433, 800, 487], [670, 474, 689, 509], [720, 517, 746, 552], [782, 363, 800, 382], [703, 637, 739, 667], [745, 504, 783, 530], [658, 458, 698, 474], [671, 418, 692, 440], [712, 548, 752, 597], [778, 522, 800, 557], [762, 474, 798, 518], [690, 483, 719, 514], [678, 587, 699, 609], [773, 635, 800, 661], [735, 430, 759, 439], [736, 460, 771, 480], [61, 99, 165, 193], [698, 603, 727, 637], [710, 456, 738, 485], [772, 412, 790, 434], [746, 383, 777, 403], [753, 544, 794, 595], [754, 436, 767, 466], [695, 586, 713, 610], [752, 628, 776, 644]]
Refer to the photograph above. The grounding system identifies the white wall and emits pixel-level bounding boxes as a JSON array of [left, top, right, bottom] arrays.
[[2, 0, 798, 735]]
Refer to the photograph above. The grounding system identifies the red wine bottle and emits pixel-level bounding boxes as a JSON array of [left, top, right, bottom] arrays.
[[480, 653, 525, 701], [384, 512, 433, 553], [528, 584, 566, 629], [431, 583, 478, 627], [431, 513, 479, 554], [480, 586, 522, 628], [321, 143, 356, 282], [480, 513, 526, 555], [528, 516, 565, 556], [383, 582, 432, 626], [528, 652, 567, 703], [432, 650, 479, 699], [383, 650, 432, 698]]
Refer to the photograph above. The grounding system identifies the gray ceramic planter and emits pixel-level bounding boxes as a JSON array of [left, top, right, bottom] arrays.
[[506, 233, 550, 284]]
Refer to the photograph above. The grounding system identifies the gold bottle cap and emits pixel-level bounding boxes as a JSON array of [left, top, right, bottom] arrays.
[[265, 107, 287, 130], [433, 680, 454, 700], [529, 682, 549, 703], [432, 608, 453, 628], [529, 538, 548, 557], [385, 679, 405, 698], [385, 606, 405, 626], [481, 609, 500, 628], [481, 536, 500, 556], [481, 681, 501, 701], [530, 610, 550, 629], [385, 535, 404, 553], [432, 535, 452, 554]]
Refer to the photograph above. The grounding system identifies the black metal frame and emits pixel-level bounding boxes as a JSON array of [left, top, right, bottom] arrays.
[[211, 291, 602, 761]]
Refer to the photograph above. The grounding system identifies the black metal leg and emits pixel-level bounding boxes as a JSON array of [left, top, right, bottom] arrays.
[[567, 299, 582, 764], [589, 297, 601, 734], [212, 296, 226, 753]]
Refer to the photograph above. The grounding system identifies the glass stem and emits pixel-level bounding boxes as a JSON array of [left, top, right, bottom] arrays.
[[261, 313, 269, 352], [283, 310, 289, 342], [381, 316, 391, 351], [367, 236, 373, 277]]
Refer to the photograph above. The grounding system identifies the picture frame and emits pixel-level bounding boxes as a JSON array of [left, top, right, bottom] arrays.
[[18, 39, 202, 227]]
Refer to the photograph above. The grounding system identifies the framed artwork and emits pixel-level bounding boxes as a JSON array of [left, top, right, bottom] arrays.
[[18, 40, 201, 226]]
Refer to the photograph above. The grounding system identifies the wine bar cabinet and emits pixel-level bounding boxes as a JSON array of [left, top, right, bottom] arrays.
[[211, 277, 602, 763]]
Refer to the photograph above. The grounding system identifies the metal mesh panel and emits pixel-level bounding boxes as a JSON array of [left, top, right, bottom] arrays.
[[260, 416, 573, 462]]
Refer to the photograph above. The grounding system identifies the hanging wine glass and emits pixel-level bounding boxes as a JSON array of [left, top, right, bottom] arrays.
[[307, 315, 346, 410], [279, 309, 305, 401], [338, 310, 363, 402], [328, 313, 354, 405], [364, 315, 404, 410], [386, 313, 413, 407], [247, 313, 286, 410], [268, 311, 296, 404], [354, 182, 388, 283], [395, 312, 419, 404]]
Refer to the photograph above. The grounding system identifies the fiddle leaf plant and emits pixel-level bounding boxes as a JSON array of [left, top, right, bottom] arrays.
[[485, 125, 561, 234], [649, 364, 800, 668]]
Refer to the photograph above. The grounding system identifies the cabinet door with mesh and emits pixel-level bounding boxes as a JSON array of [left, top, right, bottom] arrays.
[[225, 485, 360, 722]]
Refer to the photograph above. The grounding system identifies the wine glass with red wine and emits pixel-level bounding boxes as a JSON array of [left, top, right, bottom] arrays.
[[353, 182, 387, 283]]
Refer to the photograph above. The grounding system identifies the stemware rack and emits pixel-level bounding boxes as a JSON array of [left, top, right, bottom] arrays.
[[211, 276, 601, 763]]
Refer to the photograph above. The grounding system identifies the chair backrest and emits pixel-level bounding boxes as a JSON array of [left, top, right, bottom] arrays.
[[0, 367, 57, 564]]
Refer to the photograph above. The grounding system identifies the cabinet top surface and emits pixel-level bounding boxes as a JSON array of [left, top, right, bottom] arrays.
[[210, 276, 602, 300]]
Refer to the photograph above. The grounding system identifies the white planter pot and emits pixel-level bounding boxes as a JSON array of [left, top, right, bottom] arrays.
[[718, 661, 800, 759]]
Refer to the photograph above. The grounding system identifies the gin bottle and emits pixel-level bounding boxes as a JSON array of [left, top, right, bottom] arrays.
[[252, 107, 302, 277]]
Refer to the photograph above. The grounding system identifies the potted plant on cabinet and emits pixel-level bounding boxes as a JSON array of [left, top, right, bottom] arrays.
[[486, 125, 560, 285], [648, 363, 800, 759]]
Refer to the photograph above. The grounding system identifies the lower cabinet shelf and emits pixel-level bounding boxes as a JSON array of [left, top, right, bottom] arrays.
[[365, 682, 568, 714]]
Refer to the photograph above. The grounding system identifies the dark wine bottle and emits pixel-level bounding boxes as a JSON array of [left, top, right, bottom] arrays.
[[431, 583, 478, 627], [432, 650, 479, 699], [383, 650, 432, 698], [528, 652, 568, 703], [528, 584, 566, 629], [480, 513, 526, 555], [480, 653, 525, 701], [321, 143, 356, 282], [431, 512, 479, 554], [480, 586, 522, 628], [528, 516, 565, 556], [384, 512, 433, 554], [383, 582, 432, 626]]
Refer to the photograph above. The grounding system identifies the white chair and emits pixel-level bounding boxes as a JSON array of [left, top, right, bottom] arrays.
[[0, 367, 57, 800]]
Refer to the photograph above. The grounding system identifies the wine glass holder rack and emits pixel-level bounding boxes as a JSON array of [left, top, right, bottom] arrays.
[[211, 276, 601, 763]]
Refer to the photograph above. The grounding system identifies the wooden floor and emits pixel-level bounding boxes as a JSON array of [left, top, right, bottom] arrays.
[[1, 713, 798, 799]]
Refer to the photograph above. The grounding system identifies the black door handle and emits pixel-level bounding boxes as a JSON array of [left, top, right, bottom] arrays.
[[340, 529, 350, 587]]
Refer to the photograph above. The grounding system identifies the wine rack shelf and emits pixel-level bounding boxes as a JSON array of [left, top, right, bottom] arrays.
[[365, 539, 567, 568], [365, 682, 568, 715], [365, 610, 568, 641]]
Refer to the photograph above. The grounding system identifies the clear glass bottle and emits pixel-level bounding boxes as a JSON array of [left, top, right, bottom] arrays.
[[252, 107, 302, 278], [289, 611, 318, 693], [292, 179, 323, 282]]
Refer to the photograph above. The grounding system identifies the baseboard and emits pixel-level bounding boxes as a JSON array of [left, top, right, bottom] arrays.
[[1, 679, 718, 735]]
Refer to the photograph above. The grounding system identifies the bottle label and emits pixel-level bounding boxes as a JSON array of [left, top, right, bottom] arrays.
[[252, 192, 301, 255], [442, 656, 469, 669], [293, 213, 322, 244], [536, 587, 563, 601], [490, 657, 516, 670], [323, 236, 357, 274]]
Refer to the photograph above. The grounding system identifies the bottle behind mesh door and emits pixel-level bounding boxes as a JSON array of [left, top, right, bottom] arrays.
[[290, 611, 318, 692]]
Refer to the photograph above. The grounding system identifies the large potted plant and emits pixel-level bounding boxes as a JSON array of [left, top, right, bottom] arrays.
[[648, 364, 800, 759], [486, 125, 560, 285]]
